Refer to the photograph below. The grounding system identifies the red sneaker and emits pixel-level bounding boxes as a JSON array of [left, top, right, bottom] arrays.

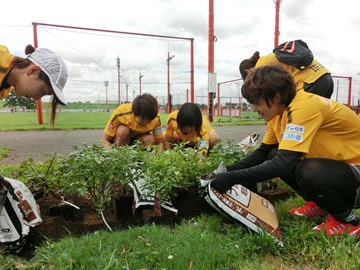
[[312, 214, 360, 237], [289, 201, 325, 217]]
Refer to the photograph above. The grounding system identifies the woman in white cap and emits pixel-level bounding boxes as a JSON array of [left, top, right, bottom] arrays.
[[0, 44, 68, 125]]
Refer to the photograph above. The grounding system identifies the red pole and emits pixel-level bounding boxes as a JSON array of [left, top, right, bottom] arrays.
[[32, 23, 43, 124], [208, 1, 214, 73], [347, 77, 352, 107], [274, 0, 282, 48], [349, 77, 353, 107], [208, 0, 215, 122]]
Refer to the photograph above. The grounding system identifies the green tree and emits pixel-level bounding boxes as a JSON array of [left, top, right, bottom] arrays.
[[3, 89, 37, 110]]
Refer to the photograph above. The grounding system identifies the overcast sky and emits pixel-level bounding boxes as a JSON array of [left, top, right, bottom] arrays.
[[1, 0, 359, 106]]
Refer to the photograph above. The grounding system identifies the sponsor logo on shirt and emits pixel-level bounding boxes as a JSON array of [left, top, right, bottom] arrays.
[[282, 124, 304, 142], [199, 140, 209, 150], [285, 124, 304, 133]]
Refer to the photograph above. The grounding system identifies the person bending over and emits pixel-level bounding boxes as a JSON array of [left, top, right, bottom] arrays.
[[164, 102, 219, 155], [102, 93, 164, 151], [239, 48, 333, 99], [1, 44, 68, 125], [210, 64, 360, 237], [239, 41, 334, 213]]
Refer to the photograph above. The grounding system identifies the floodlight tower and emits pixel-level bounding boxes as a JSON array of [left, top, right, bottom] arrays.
[[126, 83, 130, 102], [139, 72, 144, 95], [167, 53, 175, 113], [104, 80, 109, 111], [117, 57, 121, 105]]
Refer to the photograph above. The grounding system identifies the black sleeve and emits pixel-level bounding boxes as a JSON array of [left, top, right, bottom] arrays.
[[226, 143, 278, 171], [228, 149, 303, 187]]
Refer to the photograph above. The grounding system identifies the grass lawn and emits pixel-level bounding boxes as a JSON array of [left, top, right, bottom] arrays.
[[0, 110, 264, 131]]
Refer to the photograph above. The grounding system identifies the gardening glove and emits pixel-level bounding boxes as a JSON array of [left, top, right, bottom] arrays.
[[210, 171, 238, 193]]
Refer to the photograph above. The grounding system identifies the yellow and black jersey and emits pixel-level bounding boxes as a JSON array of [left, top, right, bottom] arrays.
[[0, 45, 15, 98], [256, 53, 330, 91], [104, 103, 163, 139], [263, 90, 360, 165]]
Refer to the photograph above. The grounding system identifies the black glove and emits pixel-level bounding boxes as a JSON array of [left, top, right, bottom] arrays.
[[210, 171, 238, 193], [225, 165, 236, 172]]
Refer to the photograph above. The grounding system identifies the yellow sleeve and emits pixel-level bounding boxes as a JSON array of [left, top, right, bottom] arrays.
[[165, 113, 177, 137], [202, 116, 215, 132], [152, 115, 163, 139], [262, 121, 279, 145]]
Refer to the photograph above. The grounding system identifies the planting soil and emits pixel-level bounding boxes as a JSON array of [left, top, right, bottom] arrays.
[[3, 186, 217, 260], [0, 184, 294, 260]]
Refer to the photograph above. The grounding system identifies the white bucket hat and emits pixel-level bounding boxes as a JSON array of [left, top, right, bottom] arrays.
[[27, 48, 68, 105]]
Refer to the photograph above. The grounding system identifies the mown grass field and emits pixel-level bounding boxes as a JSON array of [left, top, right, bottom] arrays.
[[0, 102, 264, 131]]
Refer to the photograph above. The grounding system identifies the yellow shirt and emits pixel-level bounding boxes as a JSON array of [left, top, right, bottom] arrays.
[[165, 110, 215, 153], [256, 53, 330, 91], [263, 90, 360, 165], [0, 45, 15, 98], [103, 103, 163, 139]]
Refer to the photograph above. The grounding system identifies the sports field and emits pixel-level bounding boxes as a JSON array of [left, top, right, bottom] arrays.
[[0, 102, 264, 131]]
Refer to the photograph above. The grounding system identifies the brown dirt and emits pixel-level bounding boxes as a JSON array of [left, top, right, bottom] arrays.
[[3, 186, 217, 260], [1, 185, 293, 260]]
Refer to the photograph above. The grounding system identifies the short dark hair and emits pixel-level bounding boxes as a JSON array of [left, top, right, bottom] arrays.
[[241, 64, 296, 107], [177, 102, 203, 136], [132, 93, 158, 120]]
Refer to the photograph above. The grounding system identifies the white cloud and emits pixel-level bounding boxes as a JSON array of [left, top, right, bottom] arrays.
[[1, 0, 359, 105]]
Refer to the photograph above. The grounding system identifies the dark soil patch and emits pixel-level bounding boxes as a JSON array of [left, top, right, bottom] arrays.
[[3, 186, 216, 260], [1, 186, 293, 260]]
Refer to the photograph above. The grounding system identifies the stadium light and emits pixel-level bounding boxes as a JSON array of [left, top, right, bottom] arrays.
[[104, 81, 109, 112], [167, 53, 175, 113], [117, 57, 120, 105], [139, 73, 144, 95], [126, 83, 130, 102]]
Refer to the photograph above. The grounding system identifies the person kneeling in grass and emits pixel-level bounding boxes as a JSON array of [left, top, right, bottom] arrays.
[[102, 93, 164, 151], [164, 102, 219, 155], [210, 64, 360, 237], [1, 44, 68, 125]]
